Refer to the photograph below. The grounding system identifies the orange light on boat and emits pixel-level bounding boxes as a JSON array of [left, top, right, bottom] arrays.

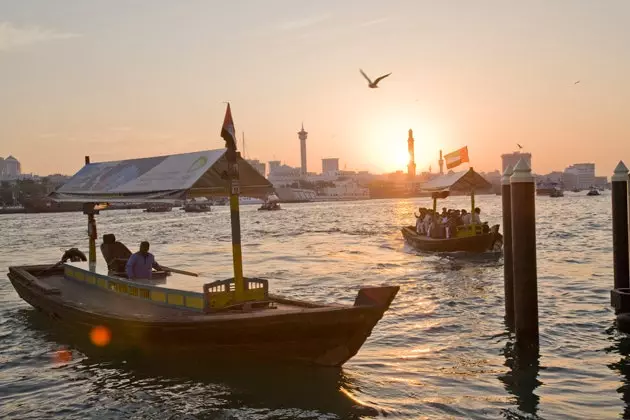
[[54, 348, 73, 363], [90, 325, 111, 347]]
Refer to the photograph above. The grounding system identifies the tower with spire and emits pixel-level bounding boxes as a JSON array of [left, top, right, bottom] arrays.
[[439, 150, 444, 175], [407, 129, 416, 179], [298, 123, 308, 176]]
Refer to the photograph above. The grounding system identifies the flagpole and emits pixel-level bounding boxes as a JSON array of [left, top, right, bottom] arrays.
[[222, 103, 245, 302]]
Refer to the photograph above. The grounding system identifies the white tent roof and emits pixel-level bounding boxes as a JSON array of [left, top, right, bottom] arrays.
[[50, 149, 274, 203]]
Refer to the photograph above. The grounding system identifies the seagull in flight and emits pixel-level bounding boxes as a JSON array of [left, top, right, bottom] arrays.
[[574, 80, 580, 84], [517, 143, 523, 150], [360, 69, 392, 88]]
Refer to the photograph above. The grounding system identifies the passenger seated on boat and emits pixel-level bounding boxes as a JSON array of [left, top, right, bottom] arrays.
[[415, 208, 425, 234], [461, 209, 471, 225], [100, 234, 132, 273], [472, 207, 482, 225], [126, 241, 163, 280]]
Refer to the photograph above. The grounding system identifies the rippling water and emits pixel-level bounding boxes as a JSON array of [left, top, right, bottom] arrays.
[[1, 195, 628, 419]]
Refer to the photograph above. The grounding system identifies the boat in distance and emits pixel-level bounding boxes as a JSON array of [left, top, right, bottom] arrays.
[[6, 145, 398, 366]]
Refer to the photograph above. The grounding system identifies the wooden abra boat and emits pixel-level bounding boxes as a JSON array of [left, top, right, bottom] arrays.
[[401, 225, 502, 253], [182, 200, 212, 212], [6, 106, 398, 366], [403, 168, 503, 253], [8, 262, 396, 365]]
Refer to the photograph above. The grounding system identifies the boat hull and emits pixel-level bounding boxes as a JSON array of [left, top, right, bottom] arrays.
[[7, 265, 397, 367], [401, 226, 502, 253]]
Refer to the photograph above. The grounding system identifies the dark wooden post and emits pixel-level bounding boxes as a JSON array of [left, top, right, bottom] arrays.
[[510, 158, 538, 349], [502, 164, 514, 329], [612, 161, 629, 290], [85, 156, 90, 165]]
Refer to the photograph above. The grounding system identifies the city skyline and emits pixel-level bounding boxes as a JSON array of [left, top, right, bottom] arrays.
[[1, 1, 629, 176]]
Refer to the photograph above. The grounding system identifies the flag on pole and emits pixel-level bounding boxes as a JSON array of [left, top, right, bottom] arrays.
[[221, 103, 237, 151], [444, 146, 469, 169]]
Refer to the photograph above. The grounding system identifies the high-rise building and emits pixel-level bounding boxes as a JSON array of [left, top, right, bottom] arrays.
[[268, 160, 281, 176], [0, 157, 5, 178], [3, 156, 21, 179], [322, 158, 339, 173], [501, 152, 532, 173], [407, 129, 416, 178], [298, 123, 308, 175], [564, 163, 595, 190], [246, 159, 266, 177]]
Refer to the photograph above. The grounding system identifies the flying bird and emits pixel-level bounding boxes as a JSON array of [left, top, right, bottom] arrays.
[[517, 143, 523, 150], [360, 69, 392, 88], [574, 80, 580, 84]]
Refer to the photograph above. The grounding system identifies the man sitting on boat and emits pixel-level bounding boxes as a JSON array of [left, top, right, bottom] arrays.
[[100, 234, 132, 273], [126, 241, 163, 280]]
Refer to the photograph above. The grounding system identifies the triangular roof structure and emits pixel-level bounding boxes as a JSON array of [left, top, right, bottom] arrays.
[[421, 168, 492, 192], [50, 149, 274, 203]]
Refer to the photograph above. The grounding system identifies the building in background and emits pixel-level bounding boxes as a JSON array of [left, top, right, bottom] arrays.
[[501, 152, 532, 173], [407, 129, 416, 179], [563, 163, 595, 190], [0, 155, 21, 180], [246, 159, 266, 177], [298, 124, 308, 175], [322, 158, 339, 174], [268, 160, 281, 176]]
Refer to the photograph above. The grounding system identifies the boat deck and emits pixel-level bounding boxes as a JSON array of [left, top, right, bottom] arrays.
[[14, 266, 332, 323]]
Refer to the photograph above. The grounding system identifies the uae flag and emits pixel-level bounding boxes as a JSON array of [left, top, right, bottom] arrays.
[[444, 146, 469, 169], [220, 103, 237, 151]]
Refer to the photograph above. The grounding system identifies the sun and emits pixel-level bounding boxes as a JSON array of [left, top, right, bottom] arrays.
[[363, 114, 442, 173]]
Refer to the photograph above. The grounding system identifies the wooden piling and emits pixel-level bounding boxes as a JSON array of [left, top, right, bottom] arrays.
[[510, 158, 538, 348], [612, 161, 629, 290], [502, 164, 514, 328]]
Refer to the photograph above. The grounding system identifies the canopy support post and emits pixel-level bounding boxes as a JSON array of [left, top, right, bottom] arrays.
[[229, 164, 245, 302], [83, 203, 99, 270], [471, 188, 476, 233]]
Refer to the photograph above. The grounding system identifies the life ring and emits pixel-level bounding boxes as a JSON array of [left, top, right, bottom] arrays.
[[61, 248, 87, 263]]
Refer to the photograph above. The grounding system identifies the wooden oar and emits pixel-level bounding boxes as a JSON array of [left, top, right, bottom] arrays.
[[159, 266, 199, 277]]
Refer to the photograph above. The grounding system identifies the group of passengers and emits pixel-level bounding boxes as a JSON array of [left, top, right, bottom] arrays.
[[415, 207, 486, 239]]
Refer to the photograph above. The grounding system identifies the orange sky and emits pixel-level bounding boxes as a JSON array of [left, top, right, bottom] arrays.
[[1, 1, 629, 177]]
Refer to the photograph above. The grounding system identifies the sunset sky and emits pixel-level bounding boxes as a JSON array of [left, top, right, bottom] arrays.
[[1, 1, 629, 177]]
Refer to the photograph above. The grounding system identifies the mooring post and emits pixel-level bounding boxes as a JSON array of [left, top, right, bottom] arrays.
[[510, 158, 538, 349], [612, 161, 629, 290], [502, 164, 514, 329]]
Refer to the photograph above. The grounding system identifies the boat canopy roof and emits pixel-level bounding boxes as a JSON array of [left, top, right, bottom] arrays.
[[421, 168, 492, 193], [50, 149, 274, 203]]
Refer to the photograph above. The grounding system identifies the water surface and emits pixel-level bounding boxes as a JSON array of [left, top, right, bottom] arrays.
[[1, 195, 628, 419]]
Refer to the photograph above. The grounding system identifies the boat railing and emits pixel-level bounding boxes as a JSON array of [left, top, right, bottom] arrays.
[[456, 224, 484, 237], [203, 277, 269, 312]]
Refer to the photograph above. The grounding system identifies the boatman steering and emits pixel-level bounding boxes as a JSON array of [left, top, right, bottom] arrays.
[[126, 241, 163, 280]]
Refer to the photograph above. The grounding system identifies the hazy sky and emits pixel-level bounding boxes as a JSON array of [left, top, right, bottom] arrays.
[[1, 1, 629, 176]]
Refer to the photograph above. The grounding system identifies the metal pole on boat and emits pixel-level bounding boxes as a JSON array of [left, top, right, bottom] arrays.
[[612, 161, 629, 290], [471, 187, 475, 233], [510, 158, 538, 349], [221, 103, 245, 301], [501, 164, 514, 329]]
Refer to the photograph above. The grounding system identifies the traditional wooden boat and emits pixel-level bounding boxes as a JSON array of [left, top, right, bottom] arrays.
[[586, 187, 600, 196], [6, 106, 398, 367], [258, 193, 281, 211], [401, 225, 502, 253], [144, 203, 173, 212], [182, 200, 212, 212], [403, 168, 503, 253]]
